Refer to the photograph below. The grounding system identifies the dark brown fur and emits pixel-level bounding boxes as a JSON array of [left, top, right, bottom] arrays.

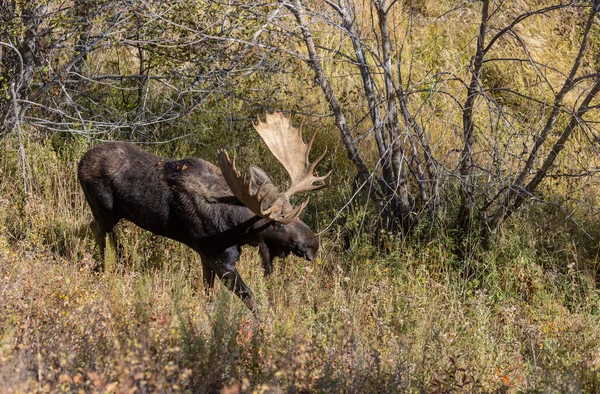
[[78, 142, 319, 312]]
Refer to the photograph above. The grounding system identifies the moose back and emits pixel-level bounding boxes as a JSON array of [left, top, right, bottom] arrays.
[[78, 112, 330, 312]]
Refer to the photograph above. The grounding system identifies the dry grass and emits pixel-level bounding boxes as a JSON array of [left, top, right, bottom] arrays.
[[1, 139, 600, 393]]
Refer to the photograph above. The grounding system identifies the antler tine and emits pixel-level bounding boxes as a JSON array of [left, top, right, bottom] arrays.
[[276, 198, 310, 224], [284, 148, 331, 197], [308, 146, 327, 173], [305, 130, 317, 166], [310, 170, 333, 192]]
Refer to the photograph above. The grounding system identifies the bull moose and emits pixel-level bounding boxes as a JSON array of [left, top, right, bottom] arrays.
[[78, 112, 330, 312]]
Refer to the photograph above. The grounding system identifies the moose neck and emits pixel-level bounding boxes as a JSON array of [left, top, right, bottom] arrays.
[[239, 215, 277, 247], [196, 202, 270, 247], [211, 206, 304, 249]]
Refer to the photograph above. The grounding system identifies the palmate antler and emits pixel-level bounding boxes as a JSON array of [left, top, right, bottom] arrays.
[[253, 112, 331, 197], [218, 112, 330, 223]]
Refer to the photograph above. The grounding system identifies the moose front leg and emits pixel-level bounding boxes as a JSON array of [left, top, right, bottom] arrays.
[[211, 247, 257, 313], [259, 242, 274, 277]]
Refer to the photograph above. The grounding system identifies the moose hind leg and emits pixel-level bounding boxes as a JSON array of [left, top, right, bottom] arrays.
[[201, 263, 216, 294], [89, 218, 117, 270], [90, 220, 107, 253]]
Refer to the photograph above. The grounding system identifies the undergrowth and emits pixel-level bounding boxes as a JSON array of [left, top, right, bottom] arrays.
[[1, 138, 600, 393]]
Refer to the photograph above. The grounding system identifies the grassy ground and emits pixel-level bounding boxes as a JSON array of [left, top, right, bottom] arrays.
[[1, 139, 600, 393]]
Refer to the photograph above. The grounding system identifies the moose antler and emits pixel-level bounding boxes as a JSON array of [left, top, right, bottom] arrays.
[[218, 150, 309, 224], [218, 112, 330, 223], [253, 112, 331, 198]]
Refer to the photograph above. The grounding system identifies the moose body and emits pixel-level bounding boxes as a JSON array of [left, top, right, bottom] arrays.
[[78, 113, 329, 312]]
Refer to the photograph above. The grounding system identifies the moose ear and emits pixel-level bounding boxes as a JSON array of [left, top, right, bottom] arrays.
[[249, 166, 273, 187]]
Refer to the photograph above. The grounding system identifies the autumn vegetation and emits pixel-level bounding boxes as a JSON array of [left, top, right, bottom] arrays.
[[2, 0, 600, 392]]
